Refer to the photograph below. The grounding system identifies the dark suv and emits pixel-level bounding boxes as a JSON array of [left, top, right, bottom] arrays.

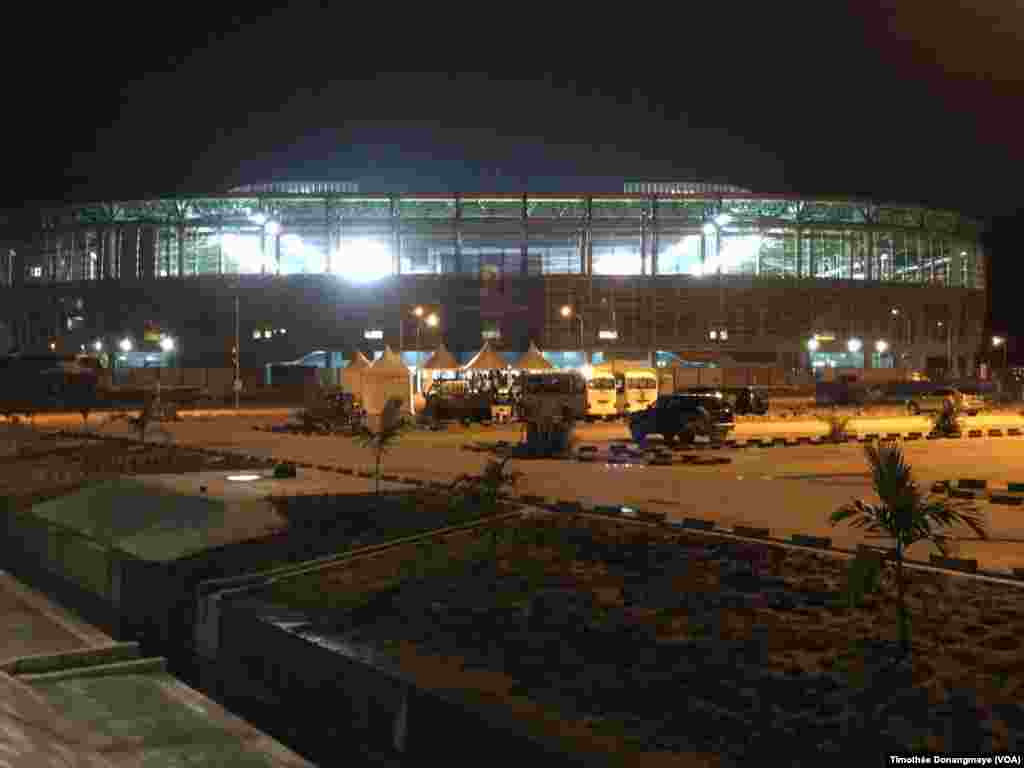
[[629, 393, 735, 445], [685, 386, 769, 415]]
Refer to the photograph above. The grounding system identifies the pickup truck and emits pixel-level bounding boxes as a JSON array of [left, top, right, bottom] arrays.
[[629, 393, 735, 445]]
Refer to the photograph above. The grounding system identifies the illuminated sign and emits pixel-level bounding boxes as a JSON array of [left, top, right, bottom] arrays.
[[364, 329, 383, 340], [598, 330, 619, 340]]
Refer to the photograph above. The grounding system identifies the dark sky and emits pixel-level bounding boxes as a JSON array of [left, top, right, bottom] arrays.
[[6, 2, 1024, 349]]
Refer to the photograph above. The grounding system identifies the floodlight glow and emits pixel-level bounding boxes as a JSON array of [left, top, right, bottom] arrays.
[[709, 330, 718, 341], [265, 220, 281, 237], [414, 306, 424, 318], [807, 338, 819, 351], [93, 340, 103, 351], [160, 336, 175, 352], [227, 474, 262, 482], [720, 329, 728, 341], [993, 336, 1005, 347], [338, 239, 393, 282], [875, 340, 888, 353], [580, 364, 593, 379], [49, 341, 56, 350], [891, 307, 900, 316], [847, 338, 862, 353], [560, 305, 572, 318], [221, 232, 268, 273], [119, 338, 133, 352], [714, 213, 732, 227], [250, 213, 267, 226], [426, 313, 439, 328], [703, 222, 716, 236]]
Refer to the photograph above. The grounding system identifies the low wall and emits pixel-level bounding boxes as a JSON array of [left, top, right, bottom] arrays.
[[217, 594, 592, 764]]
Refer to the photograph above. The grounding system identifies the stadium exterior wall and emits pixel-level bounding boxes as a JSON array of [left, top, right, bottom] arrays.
[[0, 193, 988, 376]]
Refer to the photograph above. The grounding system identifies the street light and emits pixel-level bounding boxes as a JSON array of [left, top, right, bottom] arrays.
[[847, 338, 862, 354], [426, 312, 439, 328], [807, 337, 820, 352], [560, 305, 572, 318], [93, 340, 103, 352], [160, 336, 175, 352], [875, 339, 888, 353], [119, 338, 133, 353], [994, 336, 1008, 372]]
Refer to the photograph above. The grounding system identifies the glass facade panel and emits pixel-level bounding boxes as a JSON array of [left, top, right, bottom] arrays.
[[851, 231, 867, 280], [220, 232, 268, 275], [592, 229, 642, 275], [656, 232, 702, 275], [459, 222, 523, 277], [279, 232, 328, 275], [400, 225, 451, 275], [757, 233, 786, 277], [717, 231, 760, 276], [529, 224, 581, 274]]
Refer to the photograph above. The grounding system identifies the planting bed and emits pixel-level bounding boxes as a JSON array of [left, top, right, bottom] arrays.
[[264, 512, 1024, 765]]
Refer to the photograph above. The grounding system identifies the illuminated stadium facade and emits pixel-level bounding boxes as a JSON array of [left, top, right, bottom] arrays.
[[0, 182, 987, 376]]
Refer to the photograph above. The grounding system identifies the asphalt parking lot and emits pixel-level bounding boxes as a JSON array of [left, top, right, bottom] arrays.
[[31, 409, 1024, 576]]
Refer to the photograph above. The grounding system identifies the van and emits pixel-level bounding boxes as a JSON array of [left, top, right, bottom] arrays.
[[585, 373, 618, 421], [623, 370, 658, 415]]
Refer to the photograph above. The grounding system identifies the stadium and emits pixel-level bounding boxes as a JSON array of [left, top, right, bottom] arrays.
[[0, 180, 988, 383]]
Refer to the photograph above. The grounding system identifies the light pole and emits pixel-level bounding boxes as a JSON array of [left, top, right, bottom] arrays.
[[561, 305, 584, 362], [414, 306, 424, 370], [875, 339, 889, 368], [234, 292, 240, 410], [937, 321, 952, 379], [807, 336, 819, 377]]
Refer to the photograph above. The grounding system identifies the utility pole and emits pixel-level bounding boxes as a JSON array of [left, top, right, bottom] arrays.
[[234, 292, 240, 410]]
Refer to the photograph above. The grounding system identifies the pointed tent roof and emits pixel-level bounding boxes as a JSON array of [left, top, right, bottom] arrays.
[[462, 341, 509, 371], [367, 345, 409, 375], [513, 341, 552, 371], [421, 342, 459, 370], [346, 349, 372, 370]]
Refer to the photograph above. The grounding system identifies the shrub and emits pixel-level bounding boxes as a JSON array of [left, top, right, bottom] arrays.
[[842, 550, 883, 609], [830, 442, 987, 657], [818, 408, 852, 442], [930, 398, 962, 436]]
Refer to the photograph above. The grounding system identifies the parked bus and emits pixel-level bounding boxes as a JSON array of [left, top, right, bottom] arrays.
[[622, 369, 659, 415], [585, 372, 618, 421]]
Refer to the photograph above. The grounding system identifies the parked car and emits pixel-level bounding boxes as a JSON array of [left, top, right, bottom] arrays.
[[629, 393, 735, 445], [684, 386, 769, 416], [904, 387, 982, 416]]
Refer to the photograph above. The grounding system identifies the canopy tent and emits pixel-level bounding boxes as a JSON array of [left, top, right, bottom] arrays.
[[363, 345, 413, 415], [513, 341, 552, 371], [462, 341, 509, 371], [339, 349, 372, 402], [421, 342, 460, 370]]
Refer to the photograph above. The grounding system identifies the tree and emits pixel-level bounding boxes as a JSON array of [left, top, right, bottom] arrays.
[[353, 398, 408, 496], [830, 441, 987, 657]]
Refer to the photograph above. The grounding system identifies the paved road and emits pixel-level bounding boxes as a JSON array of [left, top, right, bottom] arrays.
[[55, 413, 1024, 576]]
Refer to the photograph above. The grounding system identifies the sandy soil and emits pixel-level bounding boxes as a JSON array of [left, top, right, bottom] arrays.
[[277, 513, 1024, 760]]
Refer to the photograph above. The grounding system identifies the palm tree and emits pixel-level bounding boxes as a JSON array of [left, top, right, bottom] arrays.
[[353, 398, 408, 496], [830, 441, 987, 657]]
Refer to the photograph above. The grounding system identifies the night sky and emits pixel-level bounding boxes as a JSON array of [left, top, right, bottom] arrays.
[[7, 3, 1023, 356]]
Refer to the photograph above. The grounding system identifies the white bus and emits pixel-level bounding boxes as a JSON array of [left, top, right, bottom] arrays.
[[585, 372, 618, 421], [623, 369, 658, 414]]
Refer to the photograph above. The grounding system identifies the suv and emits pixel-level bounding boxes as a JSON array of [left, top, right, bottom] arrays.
[[905, 387, 981, 416], [685, 386, 769, 416], [629, 393, 735, 445]]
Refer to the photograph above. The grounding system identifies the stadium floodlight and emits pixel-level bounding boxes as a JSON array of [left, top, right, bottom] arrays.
[[160, 336, 175, 352], [250, 213, 267, 226], [340, 239, 393, 282], [120, 338, 133, 352], [847, 338, 862, 353], [702, 222, 716, 236], [807, 338, 819, 352], [265, 220, 281, 237], [714, 213, 732, 227]]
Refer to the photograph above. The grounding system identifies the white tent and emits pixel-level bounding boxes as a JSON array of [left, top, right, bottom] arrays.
[[421, 342, 459, 370], [363, 346, 413, 416], [462, 341, 508, 371], [339, 349, 372, 403], [513, 341, 552, 371]]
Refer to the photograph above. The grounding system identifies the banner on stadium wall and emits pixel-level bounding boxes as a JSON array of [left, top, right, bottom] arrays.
[[143, 322, 161, 343]]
